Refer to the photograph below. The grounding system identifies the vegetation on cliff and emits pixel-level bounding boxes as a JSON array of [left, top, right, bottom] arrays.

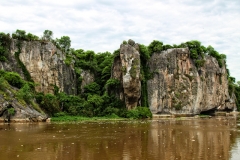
[[0, 29, 239, 120]]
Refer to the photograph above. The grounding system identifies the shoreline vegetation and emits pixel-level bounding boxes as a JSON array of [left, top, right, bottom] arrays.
[[50, 111, 240, 122], [0, 111, 239, 123]]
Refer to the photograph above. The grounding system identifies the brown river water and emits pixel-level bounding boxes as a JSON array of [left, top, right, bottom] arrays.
[[0, 117, 240, 160]]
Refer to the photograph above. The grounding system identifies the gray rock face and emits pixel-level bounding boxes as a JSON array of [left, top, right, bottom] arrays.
[[147, 48, 236, 114], [0, 87, 47, 122], [80, 70, 95, 93], [0, 40, 77, 95], [112, 42, 141, 109]]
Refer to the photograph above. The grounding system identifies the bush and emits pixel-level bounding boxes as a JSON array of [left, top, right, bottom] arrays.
[[7, 108, 15, 116], [36, 93, 60, 116], [105, 78, 120, 90], [122, 40, 127, 44], [0, 77, 7, 91], [126, 107, 152, 119], [16, 83, 34, 104], [148, 40, 163, 56], [84, 82, 101, 94], [3, 72, 25, 88]]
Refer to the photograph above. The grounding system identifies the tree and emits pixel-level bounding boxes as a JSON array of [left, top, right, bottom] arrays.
[[26, 33, 39, 41], [237, 81, 240, 87], [56, 36, 71, 51], [12, 29, 26, 40], [148, 40, 163, 56], [43, 30, 53, 41]]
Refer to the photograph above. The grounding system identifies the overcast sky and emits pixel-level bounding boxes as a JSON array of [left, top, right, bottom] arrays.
[[0, 0, 239, 81]]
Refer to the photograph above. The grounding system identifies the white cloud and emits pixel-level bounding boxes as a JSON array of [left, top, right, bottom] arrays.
[[0, 0, 239, 80]]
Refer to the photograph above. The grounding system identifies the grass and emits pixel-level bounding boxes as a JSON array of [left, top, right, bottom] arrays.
[[199, 114, 211, 118], [51, 115, 128, 122]]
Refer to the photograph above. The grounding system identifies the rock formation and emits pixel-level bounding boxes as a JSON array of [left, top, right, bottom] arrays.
[[0, 38, 237, 117], [0, 85, 47, 122], [80, 70, 95, 93], [0, 39, 77, 95], [112, 40, 141, 109], [147, 48, 236, 114]]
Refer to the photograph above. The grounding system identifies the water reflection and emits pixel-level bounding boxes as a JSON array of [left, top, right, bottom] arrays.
[[0, 118, 239, 160]]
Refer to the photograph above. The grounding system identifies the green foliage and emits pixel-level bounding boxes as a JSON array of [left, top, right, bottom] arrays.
[[195, 59, 205, 68], [42, 30, 53, 41], [7, 108, 15, 116], [0, 32, 11, 62], [148, 40, 163, 55], [129, 59, 139, 78], [163, 44, 173, 50], [12, 29, 26, 40], [16, 83, 34, 104], [105, 78, 120, 90], [234, 85, 240, 111], [126, 107, 152, 119], [64, 54, 72, 66], [56, 36, 71, 51], [25, 33, 39, 41], [122, 40, 127, 44], [176, 40, 225, 68], [15, 50, 33, 82], [139, 44, 150, 63], [12, 29, 39, 41], [35, 93, 60, 116], [0, 77, 7, 91], [3, 71, 25, 88], [84, 82, 101, 95], [87, 94, 104, 107], [174, 102, 182, 110], [206, 45, 224, 67], [183, 40, 203, 59]]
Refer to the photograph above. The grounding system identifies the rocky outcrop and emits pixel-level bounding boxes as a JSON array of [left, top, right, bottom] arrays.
[[112, 40, 141, 109], [80, 70, 95, 93], [0, 39, 77, 95], [0, 86, 47, 122], [147, 48, 236, 114]]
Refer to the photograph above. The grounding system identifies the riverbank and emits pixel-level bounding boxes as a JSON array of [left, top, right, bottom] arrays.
[[50, 115, 129, 122], [1, 111, 239, 123]]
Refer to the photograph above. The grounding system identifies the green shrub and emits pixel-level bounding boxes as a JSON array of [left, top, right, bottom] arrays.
[[105, 78, 120, 90], [148, 40, 163, 56], [126, 107, 152, 119], [16, 83, 34, 104], [84, 82, 101, 94], [36, 93, 60, 116], [7, 108, 15, 116], [195, 59, 205, 68], [0, 77, 7, 91], [3, 72, 25, 88], [122, 40, 127, 44]]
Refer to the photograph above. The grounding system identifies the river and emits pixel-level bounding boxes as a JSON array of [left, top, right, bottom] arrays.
[[0, 117, 240, 160]]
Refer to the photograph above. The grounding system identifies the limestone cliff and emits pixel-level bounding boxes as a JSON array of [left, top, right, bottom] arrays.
[[112, 40, 236, 114], [0, 85, 47, 122], [0, 40, 76, 95], [147, 48, 236, 114], [112, 40, 141, 109]]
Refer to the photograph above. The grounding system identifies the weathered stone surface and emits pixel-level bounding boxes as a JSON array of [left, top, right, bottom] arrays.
[[147, 48, 236, 114], [128, 39, 135, 46], [0, 40, 77, 95], [0, 87, 47, 122], [112, 41, 141, 109], [80, 70, 95, 93]]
